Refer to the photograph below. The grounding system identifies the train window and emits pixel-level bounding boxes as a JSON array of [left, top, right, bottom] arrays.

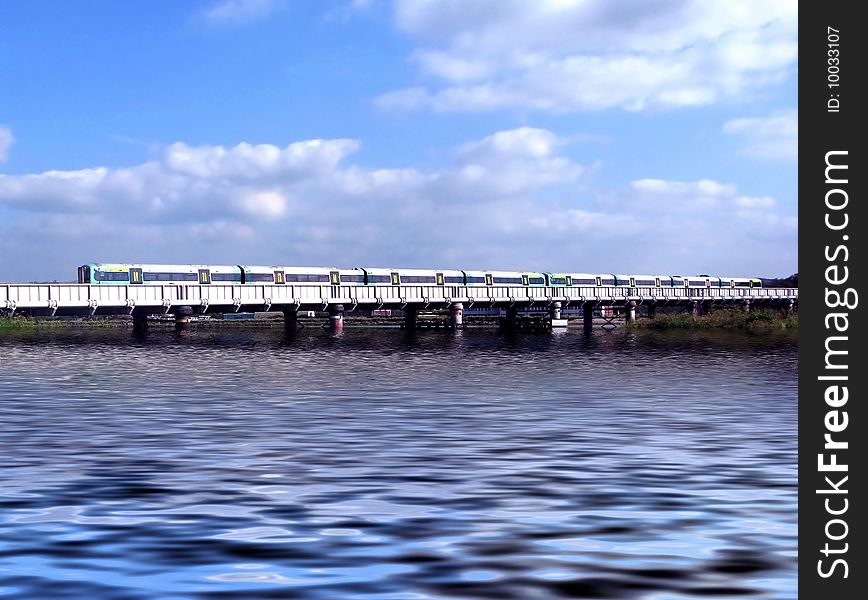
[[444, 276, 465, 284], [285, 274, 330, 282], [466, 276, 486, 284], [493, 277, 523, 284], [368, 274, 392, 284], [212, 273, 241, 282], [96, 271, 130, 282], [528, 277, 545, 285], [635, 279, 655, 286], [572, 278, 596, 285], [401, 275, 437, 284], [549, 277, 567, 285], [341, 274, 364, 283]]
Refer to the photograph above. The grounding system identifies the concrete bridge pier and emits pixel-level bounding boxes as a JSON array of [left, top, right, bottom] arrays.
[[625, 301, 637, 322], [451, 303, 464, 328], [501, 306, 519, 331], [404, 307, 417, 330], [132, 311, 149, 334], [549, 301, 567, 329], [329, 304, 345, 334], [786, 299, 795, 314], [582, 302, 595, 332], [175, 306, 193, 331], [743, 299, 751, 313], [283, 309, 298, 334], [692, 301, 703, 317], [647, 303, 657, 319], [549, 301, 562, 320]]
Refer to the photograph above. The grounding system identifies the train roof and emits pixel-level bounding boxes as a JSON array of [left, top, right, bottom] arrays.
[[87, 263, 240, 271]]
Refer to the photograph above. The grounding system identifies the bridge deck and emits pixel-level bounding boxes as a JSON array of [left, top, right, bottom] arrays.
[[2, 283, 798, 317]]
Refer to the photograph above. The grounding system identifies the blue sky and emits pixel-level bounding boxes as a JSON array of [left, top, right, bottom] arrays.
[[0, 0, 797, 281]]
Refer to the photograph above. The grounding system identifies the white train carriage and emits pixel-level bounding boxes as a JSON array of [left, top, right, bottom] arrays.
[[241, 265, 354, 286], [79, 263, 242, 285], [360, 268, 465, 286]]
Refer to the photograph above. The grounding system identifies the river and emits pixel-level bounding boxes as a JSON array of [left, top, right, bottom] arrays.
[[0, 327, 797, 599]]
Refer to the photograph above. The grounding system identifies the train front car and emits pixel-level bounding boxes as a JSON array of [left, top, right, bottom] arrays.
[[79, 263, 242, 285], [544, 273, 571, 286], [78, 263, 131, 284]]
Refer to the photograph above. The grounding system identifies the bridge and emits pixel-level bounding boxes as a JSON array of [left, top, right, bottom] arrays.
[[2, 282, 798, 332]]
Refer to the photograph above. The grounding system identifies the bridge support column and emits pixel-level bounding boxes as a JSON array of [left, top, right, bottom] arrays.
[[175, 306, 193, 331], [133, 312, 149, 334], [692, 301, 703, 317], [743, 299, 751, 313], [501, 306, 519, 331], [550, 301, 562, 320], [404, 307, 417, 330], [329, 304, 345, 334], [451, 303, 464, 328], [582, 302, 594, 332], [625, 301, 637, 323], [786, 299, 795, 315], [283, 309, 298, 334], [549, 301, 567, 329]]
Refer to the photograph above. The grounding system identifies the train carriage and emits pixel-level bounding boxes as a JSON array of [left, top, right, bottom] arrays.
[[567, 273, 599, 287], [243, 265, 336, 285], [78, 263, 242, 285]]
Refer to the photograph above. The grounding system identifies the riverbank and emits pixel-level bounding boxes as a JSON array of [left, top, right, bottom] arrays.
[[628, 307, 797, 331]]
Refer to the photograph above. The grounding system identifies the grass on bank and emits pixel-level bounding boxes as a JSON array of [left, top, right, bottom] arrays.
[[629, 307, 797, 330]]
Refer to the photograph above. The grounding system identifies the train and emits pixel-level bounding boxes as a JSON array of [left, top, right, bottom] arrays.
[[76, 263, 763, 288]]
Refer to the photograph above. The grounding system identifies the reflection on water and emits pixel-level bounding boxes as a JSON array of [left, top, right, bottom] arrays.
[[0, 328, 797, 599]]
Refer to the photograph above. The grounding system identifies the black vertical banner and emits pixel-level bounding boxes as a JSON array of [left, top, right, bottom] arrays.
[[800, 1, 866, 597]]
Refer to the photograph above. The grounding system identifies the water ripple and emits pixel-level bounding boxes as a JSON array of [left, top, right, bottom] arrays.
[[0, 328, 797, 599]]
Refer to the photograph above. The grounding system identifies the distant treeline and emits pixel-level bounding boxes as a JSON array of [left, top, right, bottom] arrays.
[[761, 273, 798, 288]]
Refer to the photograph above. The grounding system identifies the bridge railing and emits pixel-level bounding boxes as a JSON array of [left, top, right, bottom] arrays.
[[2, 283, 799, 314]]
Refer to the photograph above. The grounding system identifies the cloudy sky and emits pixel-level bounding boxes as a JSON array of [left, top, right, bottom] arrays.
[[0, 0, 797, 281]]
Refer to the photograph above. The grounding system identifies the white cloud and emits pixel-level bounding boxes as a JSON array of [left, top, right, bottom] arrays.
[[0, 130, 795, 281], [723, 109, 797, 161], [0, 125, 14, 162], [379, 0, 797, 112], [201, 0, 283, 24]]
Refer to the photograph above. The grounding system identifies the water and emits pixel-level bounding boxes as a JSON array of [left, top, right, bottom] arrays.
[[0, 328, 797, 599]]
